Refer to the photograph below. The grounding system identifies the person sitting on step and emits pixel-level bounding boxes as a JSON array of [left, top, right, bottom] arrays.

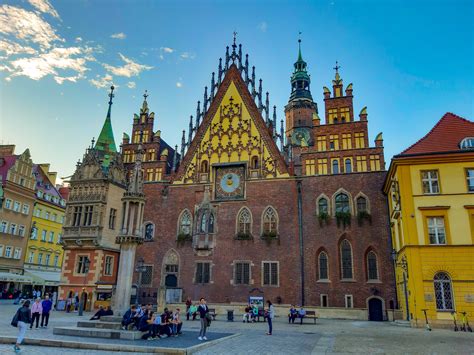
[[121, 305, 137, 330]]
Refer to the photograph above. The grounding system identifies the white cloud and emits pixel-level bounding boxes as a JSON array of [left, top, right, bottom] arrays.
[[28, 0, 59, 19], [180, 52, 195, 60], [0, 5, 63, 50], [176, 82, 182, 88], [75, 37, 83, 43], [258, 21, 267, 32], [5, 46, 96, 82], [161, 47, 174, 53], [159, 54, 164, 60], [110, 32, 126, 40], [103, 53, 153, 78], [0, 39, 37, 56], [89, 74, 114, 89], [127, 81, 136, 89]]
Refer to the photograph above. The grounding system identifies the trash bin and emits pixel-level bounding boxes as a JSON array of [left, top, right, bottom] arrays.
[[227, 309, 234, 322]]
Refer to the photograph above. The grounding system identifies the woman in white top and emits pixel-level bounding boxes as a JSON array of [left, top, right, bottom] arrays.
[[266, 300, 275, 335]]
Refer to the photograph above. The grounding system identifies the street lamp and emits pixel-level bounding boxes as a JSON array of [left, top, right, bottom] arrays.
[[78, 257, 90, 316], [391, 249, 410, 321], [135, 257, 146, 305]]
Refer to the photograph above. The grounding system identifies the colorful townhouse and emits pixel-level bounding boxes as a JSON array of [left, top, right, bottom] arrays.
[[0, 145, 36, 295], [23, 164, 67, 297], [383, 113, 474, 328]]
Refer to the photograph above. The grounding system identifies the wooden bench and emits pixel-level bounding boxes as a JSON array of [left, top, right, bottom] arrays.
[[302, 310, 318, 324], [208, 308, 217, 320]]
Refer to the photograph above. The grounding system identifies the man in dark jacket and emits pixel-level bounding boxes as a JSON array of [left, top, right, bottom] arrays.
[[41, 295, 53, 328], [14, 300, 31, 352], [121, 305, 137, 330]]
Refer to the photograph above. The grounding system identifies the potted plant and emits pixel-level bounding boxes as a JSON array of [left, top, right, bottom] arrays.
[[335, 211, 351, 228]]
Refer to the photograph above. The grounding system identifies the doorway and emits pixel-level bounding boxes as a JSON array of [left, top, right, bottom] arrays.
[[368, 297, 384, 321]]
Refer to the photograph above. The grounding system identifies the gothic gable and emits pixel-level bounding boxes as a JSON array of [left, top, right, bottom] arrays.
[[174, 65, 289, 184]]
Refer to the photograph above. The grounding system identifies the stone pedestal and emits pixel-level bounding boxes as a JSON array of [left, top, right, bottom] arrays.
[[114, 242, 137, 315]]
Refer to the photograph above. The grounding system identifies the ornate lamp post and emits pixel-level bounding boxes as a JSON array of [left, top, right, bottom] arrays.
[[391, 249, 410, 321], [78, 257, 90, 316], [135, 257, 146, 305]]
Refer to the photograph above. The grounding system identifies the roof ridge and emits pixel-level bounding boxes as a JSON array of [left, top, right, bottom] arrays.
[[399, 112, 472, 155]]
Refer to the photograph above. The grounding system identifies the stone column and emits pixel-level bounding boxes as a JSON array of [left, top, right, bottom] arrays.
[[114, 242, 137, 315]]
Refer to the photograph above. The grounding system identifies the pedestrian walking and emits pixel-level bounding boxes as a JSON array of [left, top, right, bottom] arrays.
[[41, 295, 53, 328], [266, 300, 274, 335], [197, 297, 209, 341], [12, 300, 31, 352], [30, 298, 42, 329]]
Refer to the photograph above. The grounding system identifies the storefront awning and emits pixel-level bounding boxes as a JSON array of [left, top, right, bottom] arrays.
[[23, 270, 60, 286], [0, 272, 33, 284]]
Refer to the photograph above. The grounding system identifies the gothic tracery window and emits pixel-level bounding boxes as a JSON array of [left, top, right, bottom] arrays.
[[262, 207, 278, 234], [367, 251, 378, 280], [340, 240, 353, 279], [335, 193, 350, 213], [318, 252, 329, 280], [318, 197, 329, 215], [178, 210, 192, 236], [237, 208, 252, 234], [357, 196, 368, 213]]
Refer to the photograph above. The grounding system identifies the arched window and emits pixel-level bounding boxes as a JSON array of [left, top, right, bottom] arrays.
[[179, 210, 192, 236], [262, 207, 278, 234], [318, 198, 328, 215], [434, 272, 454, 310], [332, 160, 339, 174], [340, 240, 353, 279], [144, 223, 154, 241], [335, 193, 350, 213], [208, 213, 215, 233], [251, 156, 259, 169], [345, 159, 352, 173], [318, 252, 329, 280], [367, 251, 378, 280], [237, 208, 252, 234], [201, 160, 209, 173], [357, 196, 367, 212]]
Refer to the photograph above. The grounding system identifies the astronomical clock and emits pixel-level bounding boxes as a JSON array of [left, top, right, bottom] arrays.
[[214, 164, 246, 200]]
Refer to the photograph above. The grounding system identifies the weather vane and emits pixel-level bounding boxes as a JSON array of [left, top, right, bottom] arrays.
[[143, 89, 148, 101], [298, 31, 302, 43], [333, 61, 341, 74], [108, 85, 115, 105]]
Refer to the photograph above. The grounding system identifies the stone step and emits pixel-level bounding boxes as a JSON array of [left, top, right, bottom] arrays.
[[99, 315, 123, 323], [53, 326, 143, 340], [77, 321, 123, 330]]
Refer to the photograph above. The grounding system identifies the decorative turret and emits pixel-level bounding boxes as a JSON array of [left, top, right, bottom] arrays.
[[323, 62, 356, 124]]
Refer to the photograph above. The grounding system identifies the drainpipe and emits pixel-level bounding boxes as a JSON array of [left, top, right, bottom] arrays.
[[297, 180, 305, 306]]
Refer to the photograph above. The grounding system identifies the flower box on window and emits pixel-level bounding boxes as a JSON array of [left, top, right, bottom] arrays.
[[335, 211, 351, 228]]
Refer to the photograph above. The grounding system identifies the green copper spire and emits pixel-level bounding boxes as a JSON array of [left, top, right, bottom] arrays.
[[95, 85, 117, 153], [289, 38, 313, 102]]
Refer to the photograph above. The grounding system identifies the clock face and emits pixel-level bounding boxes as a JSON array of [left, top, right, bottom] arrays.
[[291, 127, 311, 147], [215, 165, 245, 200]]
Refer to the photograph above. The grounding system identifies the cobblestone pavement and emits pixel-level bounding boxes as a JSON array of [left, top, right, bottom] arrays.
[[1, 301, 473, 354]]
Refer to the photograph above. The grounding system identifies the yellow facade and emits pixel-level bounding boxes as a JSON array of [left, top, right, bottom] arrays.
[[175, 81, 289, 184], [385, 154, 474, 328]]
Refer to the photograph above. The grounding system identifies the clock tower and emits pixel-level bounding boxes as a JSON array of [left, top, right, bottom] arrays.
[[284, 39, 318, 147]]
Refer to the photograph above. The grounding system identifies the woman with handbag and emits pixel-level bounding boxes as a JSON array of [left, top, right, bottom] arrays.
[[266, 300, 275, 335], [197, 297, 209, 341], [12, 300, 31, 352]]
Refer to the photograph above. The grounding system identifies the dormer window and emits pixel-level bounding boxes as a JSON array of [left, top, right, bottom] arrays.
[[460, 137, 474, 150]]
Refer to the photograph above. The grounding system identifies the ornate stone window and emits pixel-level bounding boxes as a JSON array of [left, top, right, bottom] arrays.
[[434, 272, 454, 311], [318, 251, 329, 280], [367, 251, 378, 280], [340, 240, 353, 279], [317, 197, 329, 215], [144, 222, 154, 241], [199, 212, 215, 234], [237, 207, 252, 235], [262, 207, 278, 234], [335, 193, 350, 213], [178, 210, 192, 236]]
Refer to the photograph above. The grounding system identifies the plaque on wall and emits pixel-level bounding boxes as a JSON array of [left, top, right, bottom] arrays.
[[214, 164, 246, 201]]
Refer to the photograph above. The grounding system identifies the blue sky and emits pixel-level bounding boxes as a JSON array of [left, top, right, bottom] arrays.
[[1, 0, 473, 179]]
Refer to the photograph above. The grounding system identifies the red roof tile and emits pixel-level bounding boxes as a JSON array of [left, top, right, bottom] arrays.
[[398, 112, 474, 156]]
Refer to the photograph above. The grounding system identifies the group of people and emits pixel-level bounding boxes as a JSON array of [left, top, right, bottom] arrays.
[[241, 301, 275, 335], [11, 295, 53, 352], [288, 305, 307, 324], [121, 303, 183, 339], [242, 303, 261, 323]]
